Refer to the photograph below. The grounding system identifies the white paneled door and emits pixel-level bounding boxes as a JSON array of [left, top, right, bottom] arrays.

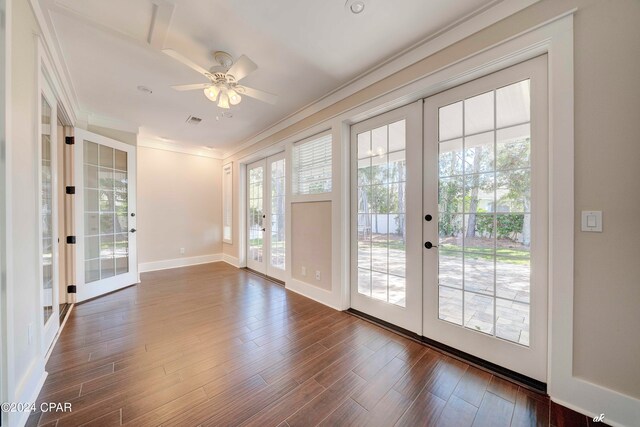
[[246, 152, 286, 281], [75, 129, 138, 302], [350, 102, 423, 334], [423, 56, 548, 381]]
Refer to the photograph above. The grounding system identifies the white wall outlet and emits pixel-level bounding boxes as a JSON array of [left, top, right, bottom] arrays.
[[315, 271, 321, 281], [301, 266, 306, 276], [28, 323, 34, 345], [581, 211, 602, 232], [180, 247, 186, 255]]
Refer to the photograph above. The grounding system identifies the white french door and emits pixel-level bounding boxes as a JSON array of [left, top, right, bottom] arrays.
[[246, 152, 286, 282], [423, 56, 548, 381], [75, 129, 138, 302], [350, 57, 548, 381], [40, 78, 60, 353], [350, 102, 423, 334]]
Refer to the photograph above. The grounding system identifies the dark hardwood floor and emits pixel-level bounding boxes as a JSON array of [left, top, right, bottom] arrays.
[[29, 262, 595, 426]]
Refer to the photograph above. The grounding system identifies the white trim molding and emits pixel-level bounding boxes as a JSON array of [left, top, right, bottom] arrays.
[[13, 360, 47, 427], [138, 137, 224, 160], [138, 254, 223, 274], [287, 279, 342, 312], [222, 254, 239, 268]]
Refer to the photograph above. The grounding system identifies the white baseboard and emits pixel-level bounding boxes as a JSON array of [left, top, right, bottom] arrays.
[[286, 278, 342, 311], [138, 254, 223, 273], [550, 377, 640, 427], [222, 253, 239, 268], [13, 362, 47, 427]]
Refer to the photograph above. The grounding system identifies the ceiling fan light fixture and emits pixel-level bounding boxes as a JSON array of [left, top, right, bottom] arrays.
[[204, 85, 221, 102], [228, 88, 242, 105], [218, 91, 231, 109]]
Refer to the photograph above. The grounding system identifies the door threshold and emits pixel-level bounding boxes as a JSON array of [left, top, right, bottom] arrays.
[[346, 308, 547, 395], [243, 268, 285, 286]]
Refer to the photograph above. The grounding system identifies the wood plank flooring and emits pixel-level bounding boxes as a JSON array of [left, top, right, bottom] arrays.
[[28, 262, 596, 426]]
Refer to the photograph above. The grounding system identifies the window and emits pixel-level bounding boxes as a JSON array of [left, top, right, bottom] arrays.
[[223, 163, 233, 243], [292, 133, 332, 195]]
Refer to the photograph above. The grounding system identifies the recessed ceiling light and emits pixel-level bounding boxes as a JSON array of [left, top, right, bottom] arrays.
[[137, 85, 153, 94], [346, 0, 365, 14]]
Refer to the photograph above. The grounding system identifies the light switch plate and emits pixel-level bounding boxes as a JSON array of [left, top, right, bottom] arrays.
[[581, 210, 602, 232]]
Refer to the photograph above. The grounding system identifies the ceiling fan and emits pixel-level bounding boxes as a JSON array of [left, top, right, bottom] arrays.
[[163, 49, 278, 109]]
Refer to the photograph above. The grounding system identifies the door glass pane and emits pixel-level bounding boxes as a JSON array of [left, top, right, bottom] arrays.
[[437, 80, 532, 346], [356, 119, 407, 307], [270, 158, 286, 270], [84, 142, 129, 283], [41, 95, 53, 324], [248, 166, 264, 263]]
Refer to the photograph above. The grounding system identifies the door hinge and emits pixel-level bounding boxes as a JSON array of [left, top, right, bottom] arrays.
[[65, 186, 76, 194], [67, 285, 77, 294], [65, 136, 75, 145], [66, 236, 77, 244]]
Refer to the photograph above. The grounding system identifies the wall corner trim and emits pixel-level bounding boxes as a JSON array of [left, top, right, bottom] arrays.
[[222, 254, 240, 268], [286, 278, 343, 312]]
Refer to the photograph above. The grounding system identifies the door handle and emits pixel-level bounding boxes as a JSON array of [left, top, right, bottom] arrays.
[[424, 241, 437, 249], [130, 228, 137, 233], [261, 228, 266, 232]]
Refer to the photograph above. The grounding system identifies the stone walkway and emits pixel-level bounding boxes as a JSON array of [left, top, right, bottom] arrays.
[[358, 244, 531, 346]]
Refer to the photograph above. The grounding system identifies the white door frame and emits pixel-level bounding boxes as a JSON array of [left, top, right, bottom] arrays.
[[246, 158, 267, 274], [350, 101, 423, 334], [245, 152, 287, 282], [423, 56, 548, 382], [39, 70, 60, 355], [265, 151, 287, 282], [74, 129, 138, 302]]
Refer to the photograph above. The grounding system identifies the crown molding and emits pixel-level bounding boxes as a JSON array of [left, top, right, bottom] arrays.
[[138, 137, 224, 160], [222, 0, 541, 159]]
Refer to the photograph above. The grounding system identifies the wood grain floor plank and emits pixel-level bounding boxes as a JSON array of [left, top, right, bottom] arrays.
[[435, 394, 478, 427], [472, 391, 514, 427], [396, 388, 447, 427], [34, 263, 559, 427], [241, 379, 326, 427], [286, 371, 366, 427]]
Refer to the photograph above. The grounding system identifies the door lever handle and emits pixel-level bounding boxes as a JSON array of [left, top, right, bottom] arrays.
[[130, 228, 137, 233], [261, 228, 266, 232], [424, 241, 437, 249]]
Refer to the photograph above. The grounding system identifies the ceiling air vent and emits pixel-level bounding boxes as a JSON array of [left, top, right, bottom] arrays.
[[186, 115, 203, 125]]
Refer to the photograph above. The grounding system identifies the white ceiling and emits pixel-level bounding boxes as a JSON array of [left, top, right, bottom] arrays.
[[41, 0, 500, 152]]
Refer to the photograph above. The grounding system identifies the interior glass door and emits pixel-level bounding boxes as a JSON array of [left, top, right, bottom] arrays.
[[423, 56, 548, 381], [40, 79, 59, 353], [246, 153, 287, 281], [350, 102, 423, 334], [75, 129, 137, 302]]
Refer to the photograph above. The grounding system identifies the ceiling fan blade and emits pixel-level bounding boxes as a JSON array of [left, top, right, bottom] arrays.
[[162, 48, 209, 76], [239, 86, 278, 105], [171, 83, 211, 91], [227, 55, 257, 82]]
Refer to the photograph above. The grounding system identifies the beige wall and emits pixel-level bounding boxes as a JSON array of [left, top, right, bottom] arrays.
[[291, 202, 332, 290], [570, 0, 640, 398], [222, 0, 640, 402], [137, 147, 222, 265]]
